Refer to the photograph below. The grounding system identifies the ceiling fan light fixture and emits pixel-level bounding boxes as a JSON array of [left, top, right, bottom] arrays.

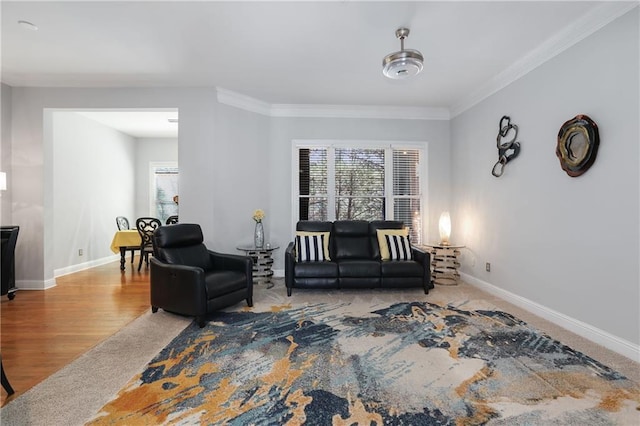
[[382, 28, 424, 80]]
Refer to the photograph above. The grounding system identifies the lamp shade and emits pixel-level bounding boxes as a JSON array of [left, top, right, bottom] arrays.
[[438, 211, 451, 245], [0, 172, 6, 191]]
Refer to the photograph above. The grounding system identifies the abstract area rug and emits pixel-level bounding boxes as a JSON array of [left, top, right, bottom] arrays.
[[88, 301, 640, 425]]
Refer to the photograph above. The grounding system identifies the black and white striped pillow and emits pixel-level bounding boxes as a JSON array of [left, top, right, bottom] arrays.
[[385, 234, 412, 260], [296, 234, 326, 262]]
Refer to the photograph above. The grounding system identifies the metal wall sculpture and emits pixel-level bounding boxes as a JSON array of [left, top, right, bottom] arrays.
[[492, 116, 521, 177], [556, 115, 599, 177]]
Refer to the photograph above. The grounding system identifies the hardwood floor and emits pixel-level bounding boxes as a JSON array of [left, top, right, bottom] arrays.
[[1, 257, 151, 406]]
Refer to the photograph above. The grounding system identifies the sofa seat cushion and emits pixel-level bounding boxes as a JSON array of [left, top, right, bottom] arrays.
[[338, 260, 380, 277], [295, 261, 339, 278], [205, 270, 248, 298], [381, 260, 423, 277]]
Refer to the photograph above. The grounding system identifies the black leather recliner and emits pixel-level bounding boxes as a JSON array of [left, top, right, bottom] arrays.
[[150, 223, 253, 327]]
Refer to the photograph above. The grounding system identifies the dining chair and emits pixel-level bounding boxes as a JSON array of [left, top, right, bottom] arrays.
[[165, 215, 179, 225], [136, 217, 162, 271], [116, 216, 130, 231], [115, 216, 137, 264]]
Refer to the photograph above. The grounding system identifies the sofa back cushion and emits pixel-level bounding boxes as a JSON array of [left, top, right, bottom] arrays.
[[369, 220, 405, 260], [333, 220, 371, 260], [296, 221, 333, 233]]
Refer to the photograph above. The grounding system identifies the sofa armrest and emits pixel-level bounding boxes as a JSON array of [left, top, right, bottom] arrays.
[[285, 241, 296, 290], [150, 257, 208, 316], [412, 247, 433, 291]]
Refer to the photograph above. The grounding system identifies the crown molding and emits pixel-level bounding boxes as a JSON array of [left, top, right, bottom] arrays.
[[450, 2, 639, 118], [270, 104, 449, 120], [216, 88, 449, 120], [215, 87, 272, 116]]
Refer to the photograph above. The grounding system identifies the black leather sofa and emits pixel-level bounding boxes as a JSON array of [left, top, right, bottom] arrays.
[[285, 220, 432, 296]]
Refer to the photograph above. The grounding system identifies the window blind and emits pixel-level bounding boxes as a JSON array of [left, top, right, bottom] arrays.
[[299, 148, 328, 221], [392, 149, 421, 242], [296, 144, 423, 243]]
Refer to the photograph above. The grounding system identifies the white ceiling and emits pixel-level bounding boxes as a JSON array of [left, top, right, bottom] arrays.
[[1, 1, 635, 135], [75, 110, 179, 138]]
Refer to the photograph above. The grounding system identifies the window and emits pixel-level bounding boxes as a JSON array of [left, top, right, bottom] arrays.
[[150, 163, 179, 223], [295, 143, 424, 243]]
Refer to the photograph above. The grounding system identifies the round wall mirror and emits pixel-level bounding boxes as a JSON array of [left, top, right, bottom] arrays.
[[556, 115, 599, 177]]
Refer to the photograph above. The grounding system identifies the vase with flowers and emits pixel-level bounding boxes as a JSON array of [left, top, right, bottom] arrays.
[[253, 209, 265, 248]]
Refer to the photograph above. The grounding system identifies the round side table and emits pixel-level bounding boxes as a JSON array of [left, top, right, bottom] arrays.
[[236, 244, 279, 289], [421, 244, 465, 286]]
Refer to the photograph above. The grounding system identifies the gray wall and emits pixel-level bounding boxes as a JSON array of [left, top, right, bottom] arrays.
[[450, 9, 639, 346], [209, 104, 271, 254], [52, 112, 136, 271]]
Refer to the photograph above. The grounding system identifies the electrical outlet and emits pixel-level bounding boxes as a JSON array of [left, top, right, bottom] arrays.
[[485, 262, 491, 272], [78, 249, 83, 256]]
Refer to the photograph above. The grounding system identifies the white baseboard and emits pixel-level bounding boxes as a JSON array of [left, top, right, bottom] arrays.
[[16, 255, 119, 291], [17, 278, 56, 290], [273, 269, 284, 278], [460, 272, 640, 362], [54, 255, 120, 278]]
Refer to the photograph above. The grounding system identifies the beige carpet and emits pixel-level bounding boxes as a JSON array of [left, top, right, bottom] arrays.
[[1, 279, 638, 425]]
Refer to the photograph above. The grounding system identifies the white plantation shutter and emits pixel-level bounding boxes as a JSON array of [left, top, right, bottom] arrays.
[[299, 148, 328, 221], [296, 144, 423, 244], [392, 149, 421, 243]]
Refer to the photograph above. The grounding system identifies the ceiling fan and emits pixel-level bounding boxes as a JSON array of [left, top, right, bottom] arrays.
[[382, 28, 424, 80]]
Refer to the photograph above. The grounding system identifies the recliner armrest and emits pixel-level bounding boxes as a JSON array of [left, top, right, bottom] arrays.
[[150, 257, 208, 316], [209, 251, 251, 271], [209, 251, 254, 288]]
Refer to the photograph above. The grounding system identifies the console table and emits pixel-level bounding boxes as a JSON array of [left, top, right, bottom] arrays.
[[420, 244, 464, 286], [236, 244, 279, 289]]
